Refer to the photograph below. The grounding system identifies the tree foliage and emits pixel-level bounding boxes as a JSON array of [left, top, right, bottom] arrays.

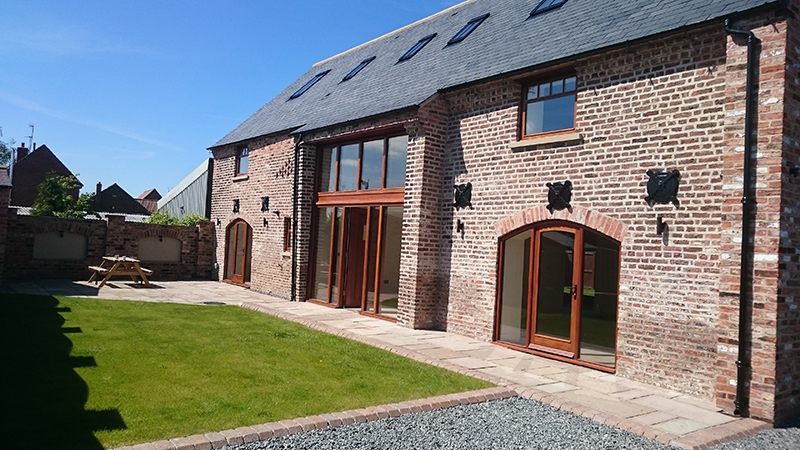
[[146, 210, 208, 227], [30, 172, 97, 218], [0, 136, 13, 166]]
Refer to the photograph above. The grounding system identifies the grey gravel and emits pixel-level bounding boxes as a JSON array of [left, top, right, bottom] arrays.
[[223, 397, 677, 450], [709, 417, 800, 450]]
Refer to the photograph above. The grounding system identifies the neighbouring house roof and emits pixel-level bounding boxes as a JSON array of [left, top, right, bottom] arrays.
[[138, 188, 162, 201], [211, 0, 780, 149], [10, 144, 82, 207], [95, 183, 152, 215], [136, 188, 162, 213]]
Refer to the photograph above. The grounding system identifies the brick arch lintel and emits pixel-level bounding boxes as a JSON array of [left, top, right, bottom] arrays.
[[224, 213, 255, 230], [495, 205, 627, 243], [134, 227, 187, 241], [30, 218, 97, 237]]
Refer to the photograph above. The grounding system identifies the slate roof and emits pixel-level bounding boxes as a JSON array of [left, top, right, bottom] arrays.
[[96, 183, 152, 215], [212, 0, 781, 149]]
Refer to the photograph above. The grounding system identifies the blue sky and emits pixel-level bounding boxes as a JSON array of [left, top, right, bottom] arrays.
[[0, 0, 462, 198]]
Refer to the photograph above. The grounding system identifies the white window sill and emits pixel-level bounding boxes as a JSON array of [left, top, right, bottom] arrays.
[[232, 174, 249, 182], [282, 251, 291, 258], [509, 132, 583, 150]]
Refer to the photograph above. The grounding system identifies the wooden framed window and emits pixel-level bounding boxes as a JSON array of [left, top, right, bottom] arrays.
[[318, 135, 407, 194], [236, 146, 249, 175], [521, 74, 577, 137], [283, 217, 292, 252]]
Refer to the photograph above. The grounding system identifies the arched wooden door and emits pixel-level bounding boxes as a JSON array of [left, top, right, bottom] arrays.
[[225, 220, 252, 285], [496, 223, 620, 369]]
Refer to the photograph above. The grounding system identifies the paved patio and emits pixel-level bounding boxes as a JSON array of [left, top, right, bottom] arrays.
[[1, 279, 772, 449]]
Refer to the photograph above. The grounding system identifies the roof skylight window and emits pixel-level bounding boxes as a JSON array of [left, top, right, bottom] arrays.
[[342, 56, 376, 82], [448, 13, 490, 45], [398, 34, 437, 62], [530, 0, 568, 17], [289, 70, 330, 100]]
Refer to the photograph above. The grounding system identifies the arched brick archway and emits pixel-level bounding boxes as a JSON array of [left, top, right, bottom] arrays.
[[495, 205, 627, 242]]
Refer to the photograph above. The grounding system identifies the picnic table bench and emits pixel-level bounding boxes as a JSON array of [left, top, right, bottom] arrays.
[[88, 256, 153, 287]]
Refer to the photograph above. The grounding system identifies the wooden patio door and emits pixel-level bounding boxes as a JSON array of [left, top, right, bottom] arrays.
[[496, 223, 619, 368], [225, 220, 251, 285], [529, 228, 582, 357], [341, 207, 367, 308]]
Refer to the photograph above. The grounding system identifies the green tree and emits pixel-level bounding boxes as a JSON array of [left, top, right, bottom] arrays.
[[0, 129, 13, 166], [30, 172, 97, 218]]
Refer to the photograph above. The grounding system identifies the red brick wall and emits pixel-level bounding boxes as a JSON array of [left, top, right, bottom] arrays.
[[210, 135, 296, 298], [776, 1, 800, 424], [427, 18, 787, 418], [3, 212, 213, 280], [716, 15, 792, 422]]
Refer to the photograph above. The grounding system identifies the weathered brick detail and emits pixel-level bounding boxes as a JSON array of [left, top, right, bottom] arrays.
[[777, 1, 800, 425], [210, 135, 296, 297], [715, 14, 794, 423], [399, 96, 449, 330], [3, 213, 212, 280]]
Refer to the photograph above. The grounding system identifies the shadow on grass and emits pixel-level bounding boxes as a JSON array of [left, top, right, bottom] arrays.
[[0, 294, 125, 450]]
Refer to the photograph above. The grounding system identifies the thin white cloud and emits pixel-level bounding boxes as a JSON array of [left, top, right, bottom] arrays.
[[0, 22, 154, 56], [0, 91, 183, 153]]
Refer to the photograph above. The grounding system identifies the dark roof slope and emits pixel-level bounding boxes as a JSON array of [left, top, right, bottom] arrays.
[[11, 144, 82, 207], [96, 183, 151, 215], [212, 0, 780, 149]]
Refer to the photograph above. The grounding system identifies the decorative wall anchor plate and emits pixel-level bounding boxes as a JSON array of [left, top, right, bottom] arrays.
[[546, 180, 572, 213], [454, 183, 474, 210], [645, 169, 680, 207]]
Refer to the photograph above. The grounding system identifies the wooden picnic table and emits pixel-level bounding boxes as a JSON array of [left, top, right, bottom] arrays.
[[88, 256, 153, 287]]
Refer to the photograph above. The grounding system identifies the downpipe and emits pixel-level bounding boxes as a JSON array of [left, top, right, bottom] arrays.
[[290, 134, 302, 302], [724, 18, 758, 418]]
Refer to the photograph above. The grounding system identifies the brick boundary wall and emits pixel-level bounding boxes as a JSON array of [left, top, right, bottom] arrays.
[[3, 210, 213, 281]]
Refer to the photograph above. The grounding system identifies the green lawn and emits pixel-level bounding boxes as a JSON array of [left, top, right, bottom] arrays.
[[0, 294, 492, 449]]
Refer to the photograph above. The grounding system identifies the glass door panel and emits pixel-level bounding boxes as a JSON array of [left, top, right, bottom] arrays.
[[364, 207, 380, 313], [312, 208, 334, 301], [579, 232, 619, 367], [532, 230, 578, 354], [377, 206, 403, 318], [498, 231, 530, 346], [342, 208, 367, 308]]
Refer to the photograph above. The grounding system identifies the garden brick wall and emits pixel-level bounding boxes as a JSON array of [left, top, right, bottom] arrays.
[[3, 211, 214, 281], [209, 7, 799, 424]]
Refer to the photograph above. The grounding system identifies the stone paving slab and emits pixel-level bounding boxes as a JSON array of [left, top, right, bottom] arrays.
[[1, 280, 772, 450]]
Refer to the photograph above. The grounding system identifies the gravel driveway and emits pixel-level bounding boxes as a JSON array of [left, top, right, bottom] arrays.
[[218, 397, 799, 450]]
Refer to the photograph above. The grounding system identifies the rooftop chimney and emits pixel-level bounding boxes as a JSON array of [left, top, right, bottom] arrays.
[[16, 143, 28, 162]]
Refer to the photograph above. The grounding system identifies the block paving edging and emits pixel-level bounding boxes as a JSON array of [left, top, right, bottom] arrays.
[[111, 387, 517, 450], [109, 301, 772, 450]]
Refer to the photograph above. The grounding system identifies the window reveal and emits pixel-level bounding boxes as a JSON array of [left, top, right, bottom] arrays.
[[236, 146, 249, 175], [522, 74, 577, 136]]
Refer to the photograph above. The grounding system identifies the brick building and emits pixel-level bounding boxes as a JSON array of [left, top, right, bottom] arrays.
[[10, 144, 81, 207], [209, 0, 800, 423]]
